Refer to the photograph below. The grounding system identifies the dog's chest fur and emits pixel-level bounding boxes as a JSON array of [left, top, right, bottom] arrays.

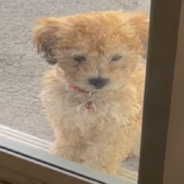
[[41, 77, 140, 142]]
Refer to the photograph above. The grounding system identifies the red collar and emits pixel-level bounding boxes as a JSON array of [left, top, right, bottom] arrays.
[[70, 85, 92, 94], [69, 85, 93, 110]]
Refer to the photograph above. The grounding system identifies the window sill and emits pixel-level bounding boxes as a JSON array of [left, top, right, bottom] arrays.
[[0, 124, 137, 184]]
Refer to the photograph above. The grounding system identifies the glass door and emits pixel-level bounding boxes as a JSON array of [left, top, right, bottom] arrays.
[[0, 0, 183, 183]]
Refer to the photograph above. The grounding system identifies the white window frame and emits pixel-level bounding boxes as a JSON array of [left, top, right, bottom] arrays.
[[0, 0, 184, 183]]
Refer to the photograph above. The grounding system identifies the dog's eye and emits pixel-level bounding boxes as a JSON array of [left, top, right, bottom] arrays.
[[111, 54, 122, 62], [73, 55, 86, 62]]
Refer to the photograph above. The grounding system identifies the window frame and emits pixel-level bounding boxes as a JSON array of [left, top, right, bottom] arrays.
[[0, 0, 184, 183], [0, 135, 134, 184], [138, 0, 184, 184]]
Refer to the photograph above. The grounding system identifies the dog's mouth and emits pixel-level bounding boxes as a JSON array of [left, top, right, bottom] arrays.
[[69, 77, 110, 94]]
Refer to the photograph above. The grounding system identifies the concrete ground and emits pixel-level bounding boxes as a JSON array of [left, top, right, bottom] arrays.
[[0, 0, 150, 172]]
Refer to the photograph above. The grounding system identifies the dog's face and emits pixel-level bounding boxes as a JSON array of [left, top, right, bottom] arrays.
[[33, 11, 148, 91]]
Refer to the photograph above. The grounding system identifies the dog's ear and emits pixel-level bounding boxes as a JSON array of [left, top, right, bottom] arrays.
[[33, 18, 69, 64], [129, 12, 149, 44], [128, 13, 149, 58]]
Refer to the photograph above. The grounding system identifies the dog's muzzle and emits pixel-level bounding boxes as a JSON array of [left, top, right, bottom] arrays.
[[88, 77, 109, 89]]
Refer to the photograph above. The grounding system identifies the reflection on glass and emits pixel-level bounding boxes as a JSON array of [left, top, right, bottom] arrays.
[[0, 0, 150, 182]]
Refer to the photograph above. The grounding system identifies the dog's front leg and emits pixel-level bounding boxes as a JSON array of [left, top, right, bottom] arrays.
[[49, 139, 80, 162], [80, 140, 126, 175], [80, 125, 140, 175]]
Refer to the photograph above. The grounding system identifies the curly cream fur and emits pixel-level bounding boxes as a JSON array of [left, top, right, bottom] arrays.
[[33, 11, 148, 175]]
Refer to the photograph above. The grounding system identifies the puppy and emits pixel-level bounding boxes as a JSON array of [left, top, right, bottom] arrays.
[[33, 11, 148, 175]]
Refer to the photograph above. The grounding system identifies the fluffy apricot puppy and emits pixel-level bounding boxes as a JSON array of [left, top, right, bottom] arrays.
[[33, 11, 148, 175]]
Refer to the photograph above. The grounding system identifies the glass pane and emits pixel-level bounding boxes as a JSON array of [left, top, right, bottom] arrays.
[[0, 0, 151, 183]]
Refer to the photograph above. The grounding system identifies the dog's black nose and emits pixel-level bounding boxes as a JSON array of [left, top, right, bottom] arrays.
[[88, 77, 108, 89]]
